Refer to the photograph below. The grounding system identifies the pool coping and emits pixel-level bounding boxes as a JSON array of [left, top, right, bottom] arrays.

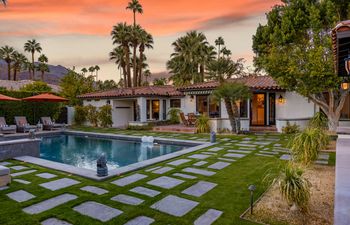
[[14, 130, 215, 181]]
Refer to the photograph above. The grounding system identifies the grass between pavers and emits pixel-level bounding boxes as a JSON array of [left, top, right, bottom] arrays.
[[0, 128, 332, 225]]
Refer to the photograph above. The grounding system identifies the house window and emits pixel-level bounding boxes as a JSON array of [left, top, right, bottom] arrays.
[[147, 100, 160, 120], [196, 95, 220, 118], [341, 95, 350, 119], [170, 99, 181, 108]]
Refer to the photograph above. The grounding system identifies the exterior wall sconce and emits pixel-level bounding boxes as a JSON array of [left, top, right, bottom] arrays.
[[106, 100, 111, 105], [341, 81, 350, 90], [278, 95, 286, 104], [190, 95, 194, 102]]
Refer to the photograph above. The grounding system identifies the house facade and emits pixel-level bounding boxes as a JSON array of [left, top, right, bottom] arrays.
[[78, 76, 350, 132]]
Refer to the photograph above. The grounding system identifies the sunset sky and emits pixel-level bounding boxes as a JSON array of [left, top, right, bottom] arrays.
[[0, 0, 281, 81]]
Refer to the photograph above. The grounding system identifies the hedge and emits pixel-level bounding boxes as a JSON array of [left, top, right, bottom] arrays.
[[0, 90, 64, 125]]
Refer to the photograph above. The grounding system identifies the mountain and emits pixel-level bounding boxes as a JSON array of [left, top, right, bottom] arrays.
[[0, 60, 69, 85], [151, 71, 171, 81]]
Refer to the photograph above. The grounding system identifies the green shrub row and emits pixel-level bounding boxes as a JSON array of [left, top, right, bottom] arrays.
[[74, 104, 113, 128]]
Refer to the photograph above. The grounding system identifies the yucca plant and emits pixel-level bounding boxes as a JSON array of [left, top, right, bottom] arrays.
[[277, 163, 311, 213], [289, 127, 329, 165], [167, 108, 181, 124], [195, 114, 210, 133], [308, 112, 328, 129]]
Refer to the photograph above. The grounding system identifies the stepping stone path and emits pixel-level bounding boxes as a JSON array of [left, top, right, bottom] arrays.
[[0, 186, 9, 191], [10, 166, 28, 171], [182, 181, 217, 197], [23, 194, 77, 215], [280, 154, 292, 160], [167, 159, 191, 166], [218, 157, 236, 162], [41, 218, 72, 225], [253, 141, 271, 145], [36, 173, 57, 179], [259, 151, 278, 155], [208, 161, 230, 170], [147, 176, 184, 189], [124, 216, 154, 225], [239, 147, 256, 151], [152, 166, 174, 174], [130, 186, 160, 197], [7, 190, 36, 202], [111, 194, 144, 206], [172, 173, 197, 180], [111, 173, 148, 187], [228, 150, 251, 154], [194, 209, 223, 225], [13, 179, 31, 184], [188, 154, 210, 160], [202, 152, 217, 155], [151, 195, 199, 217], [318, 153, 330, 160], [236, 143, 257, 148], [0, 162, 11, 166], [207, 147, 223, 152], [40, 178, 80, 191], [73, 201, 123, 222], [193, 161, 208, 166], [316, 160, 328, 165], [182, 167, 216, 176], [11, 169, 37, 177], [80, 186, 109, 195], [145, 166, 161, 172], [223, 153, 246, 158], [256, 153, 274, 157]]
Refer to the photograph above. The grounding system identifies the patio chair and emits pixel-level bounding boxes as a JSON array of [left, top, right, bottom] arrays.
[[41, 117, 64, 130], [179, 112, 190, 126], [0, 117, 16, 134], [14, 116, 37, 133], [188, 113, 197, 126]]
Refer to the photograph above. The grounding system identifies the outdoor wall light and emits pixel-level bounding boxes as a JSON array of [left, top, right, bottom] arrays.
[[190, 95, 194, 102], [278, 95, 286, 104], [341, 81, 350, 90], [248, 184, 256, 215]]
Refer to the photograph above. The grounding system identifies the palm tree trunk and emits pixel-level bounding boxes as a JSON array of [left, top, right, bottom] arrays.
[[125, 46, 132, 87], [13, 69, 17, 81], [133, 42, 138, 87], [200, 64, 205, 82], [31, 52, 35, 80], [133, 12, 136, 27], [7, 62, 11, 80], [224, 98, 237, 133], [138, 50, 143, 86], [41, 71, 44, 81]]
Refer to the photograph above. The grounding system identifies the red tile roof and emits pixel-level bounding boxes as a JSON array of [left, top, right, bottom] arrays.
[[331, 20, 350, 74], [177, 75, 283, 91], [78, 85, 184, 99]]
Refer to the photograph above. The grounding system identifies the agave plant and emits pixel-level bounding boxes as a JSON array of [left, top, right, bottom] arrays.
[[195, 114, 210, 133], [289, 127, 329, 165], [277, 163, 311, 213]]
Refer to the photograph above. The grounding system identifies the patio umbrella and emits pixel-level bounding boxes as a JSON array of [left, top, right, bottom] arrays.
[[22, 93, 68, 124], [0, 93, 20, 101]]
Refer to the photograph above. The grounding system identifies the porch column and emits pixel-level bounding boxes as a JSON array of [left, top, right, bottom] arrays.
[[266, 93, 270, 126], [137, 97, 147, 122], [159, 99, 164, 121]]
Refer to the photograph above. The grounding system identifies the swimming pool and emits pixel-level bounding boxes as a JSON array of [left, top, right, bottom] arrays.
[[40, 134, 187, 171]]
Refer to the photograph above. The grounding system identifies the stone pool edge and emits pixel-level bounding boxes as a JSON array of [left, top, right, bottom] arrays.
[[14, 131, 214, 181]]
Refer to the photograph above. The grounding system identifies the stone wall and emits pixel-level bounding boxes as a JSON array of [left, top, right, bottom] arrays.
[[0, 139, 41, 161]]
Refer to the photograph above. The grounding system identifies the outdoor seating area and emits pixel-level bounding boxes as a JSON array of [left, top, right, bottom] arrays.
[[179, 112, 198, 127]]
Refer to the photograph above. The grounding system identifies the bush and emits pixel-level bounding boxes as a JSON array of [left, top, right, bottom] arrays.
[[167, 108, 180, 124], [289, 127, 329, 165], [98, 105, 113, 128], [308, 112, 328, 129], [74, 105, 87, 125], [85, 105, 99, 127], [277, 163, 311, 213], [20, 81, 52, 92], [195, 114, 210, 133], [282, 121, 300, 134]]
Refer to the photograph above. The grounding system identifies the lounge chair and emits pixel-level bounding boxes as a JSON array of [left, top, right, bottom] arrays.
[[0, 117, 16, 134], [188, 113, 197, 126], [14, 116, 37, 133], [41, 117, 64, 130], [180, 112, 190, 126]]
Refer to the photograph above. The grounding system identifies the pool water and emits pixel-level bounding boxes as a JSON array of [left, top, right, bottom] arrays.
[[40, 135, 187, 170]]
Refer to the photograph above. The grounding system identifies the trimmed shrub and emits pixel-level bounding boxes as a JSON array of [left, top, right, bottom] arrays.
[[74, 105, 88, 125], [282, 121, 300, 134], [167, 108, 180, 124], [195, 114, 210, 133], [277, 163, 311, 213], [98, 105, 113, 128], [308, 112, 328, 129], [85, 105, 99, 127]]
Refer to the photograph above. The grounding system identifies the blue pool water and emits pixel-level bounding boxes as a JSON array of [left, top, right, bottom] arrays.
[[40, 135, 187, 170]]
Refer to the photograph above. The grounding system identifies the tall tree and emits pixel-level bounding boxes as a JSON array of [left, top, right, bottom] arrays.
[[0, 45, 15, 80], [126, 0, 143, 27], [37, 54, 49, 81], [153, 77, 167, 86], [207, 57, 245, 82], [137, 29, 153, 86], [12, 51, 28, 81], [1, 0, 6, 6], [252, 0, 349, 132], [88, 66, 95, 76], [94, 65, 100, 81], [215, 36, 225, 59], [24, 39, 42, 80], [110, 46, 127, 87], [81, 68, 88, 75]]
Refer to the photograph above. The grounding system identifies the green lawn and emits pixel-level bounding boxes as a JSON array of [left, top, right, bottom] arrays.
[[0, 127, 323, 225]]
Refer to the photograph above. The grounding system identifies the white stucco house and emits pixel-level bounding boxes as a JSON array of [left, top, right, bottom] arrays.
[[78, 76, 350, 132]]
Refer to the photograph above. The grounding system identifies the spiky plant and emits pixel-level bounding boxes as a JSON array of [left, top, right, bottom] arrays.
[[308, 112, 328, 129], [195, 114, 210, 133]]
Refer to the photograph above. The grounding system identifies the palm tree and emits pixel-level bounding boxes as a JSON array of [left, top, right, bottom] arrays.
[[110, 46, 127, 87], [111, 23, 133, 87], [88, 66, 95, 76], [37, 54, 49, 81], [221, 47, 232, 58], [126, 0, 143, 27], [138, 29, 153, 86], [1, 0, 6, 6], [215, 36, 225, 59], [0, 45, 15, 80], [144, 69, 151, 82], [153, 78, 167, 86], [94, 65, 100, 81], [81, 68, 88, 75], [12, 52, 27, 81], [24, 39, 42, 80]]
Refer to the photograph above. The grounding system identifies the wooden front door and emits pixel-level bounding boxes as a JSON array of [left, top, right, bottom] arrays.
[[251, 93, 266, 126]]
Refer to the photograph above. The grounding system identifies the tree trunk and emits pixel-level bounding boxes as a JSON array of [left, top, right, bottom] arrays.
[[138, 49, 143, 86], [7, 62, 10, 80], [41, 71, 44, 81], [13, 69, 17, 81], [200, 64, 205, 82], [133, 42, 138, 87], [125, 45, 132, 87], [31, 52, 35, 80], [224, 98, 237, 133]]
